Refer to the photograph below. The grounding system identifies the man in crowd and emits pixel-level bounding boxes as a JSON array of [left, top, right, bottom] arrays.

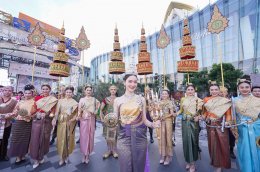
[[0, 86, 17, 161]]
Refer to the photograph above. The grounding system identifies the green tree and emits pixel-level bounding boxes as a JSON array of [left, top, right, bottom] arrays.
[[92, 82, 124, 101], [184, 70, 209, 97], [208, 63, 243, 93], [183, 63, 243, 96]]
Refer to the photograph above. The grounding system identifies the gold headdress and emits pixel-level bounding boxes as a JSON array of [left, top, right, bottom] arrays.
[[144, 85, 150, 91], [186, 83, 194, 86], [208, 80, 217, 85], [237, 78, 251, 85], [84, 84, 92, 90], [123, 71, 138, 77], [185, 82, 196, 90], [162, 86, 169, 92], [41, 83, 51, 89], [109, 85, 118, 90], [220, 85, 228, 92]]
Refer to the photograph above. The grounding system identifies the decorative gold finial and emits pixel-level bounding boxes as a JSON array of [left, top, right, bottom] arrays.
[[27, 22, 46, 47], [156, 24, 170, 49], [207, 5, 229, 34], [75, 26, 90, 51]]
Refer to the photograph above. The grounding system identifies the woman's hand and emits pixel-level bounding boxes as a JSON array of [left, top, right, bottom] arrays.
[[52, 118, 56, 127], [152, 120, 161, 128], [225, 121, 231, 126]]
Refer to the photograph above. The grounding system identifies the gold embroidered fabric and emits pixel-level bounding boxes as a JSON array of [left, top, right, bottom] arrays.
[[56, 98, 78, 122], [15, 99, 35, 121], [79, 97, 99, 118], [204, 96, 231, 118], [159, 100, 174, 115], [120, 96, 142, 124], [235, 95, 260, 119], [181, 96, 203, 116], [36, 96, 57, 112]]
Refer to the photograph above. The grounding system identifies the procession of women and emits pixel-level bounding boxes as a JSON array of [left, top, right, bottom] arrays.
[[0, 72, 259, 172]]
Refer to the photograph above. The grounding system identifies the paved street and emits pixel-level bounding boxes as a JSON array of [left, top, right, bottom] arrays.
[[0, 117, 240, 172]]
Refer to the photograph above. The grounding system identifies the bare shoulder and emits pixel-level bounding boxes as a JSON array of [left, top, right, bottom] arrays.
[[79, 97, 85, 103]]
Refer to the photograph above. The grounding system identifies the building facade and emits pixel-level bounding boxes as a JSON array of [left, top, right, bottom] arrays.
[[0, 11, 89, 92], [90, 0, 260, 86]]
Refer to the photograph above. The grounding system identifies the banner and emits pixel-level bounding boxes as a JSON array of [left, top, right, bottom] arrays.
[[0, 22, 80, 60], [16, 75, 56, 93], [19, 12, 61, 37], [12, 17, 31, 32], [9, 62, 58, 80]]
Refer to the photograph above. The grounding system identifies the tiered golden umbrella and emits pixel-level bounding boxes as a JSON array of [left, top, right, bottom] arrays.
[[177, 19, 199, 83], [49, 23, 70, 77], [108, 26, 125, 74], [136, 26, 153, 85]]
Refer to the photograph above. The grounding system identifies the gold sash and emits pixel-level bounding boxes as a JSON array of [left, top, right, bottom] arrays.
[[36, 96, 58, 113], [235, 95, 260, 119], [159, 99, 175, 116], [182, 96, 203, 116], [120, 96, 142, 124], [204, 96, 231, 118]]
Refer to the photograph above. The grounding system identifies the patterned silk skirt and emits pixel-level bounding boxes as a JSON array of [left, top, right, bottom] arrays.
[[207, 120, 230, 169], [117, 123, 147, 172], [237, 119, 260, 172], [29, 115, 53, 161], [181, 116, 200, 163], [8, 120, 32, 158]]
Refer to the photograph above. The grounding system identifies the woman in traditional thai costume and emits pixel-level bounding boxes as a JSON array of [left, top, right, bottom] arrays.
[[78, 85, 100, 164], [219, 86, 236, 159], [52, 86, 78, 166], [29, 84, 58, 169], [100, 85, 118, 159], [8, 85, 35, 164], [203, 81, 232, 172], [50, 85, 66, 146], [234, 79, 260, 172], [145, 86, 154, 144], [113, 73, 160, 172], [156, 87, 176, 165], [178, 83, 202, 172]]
